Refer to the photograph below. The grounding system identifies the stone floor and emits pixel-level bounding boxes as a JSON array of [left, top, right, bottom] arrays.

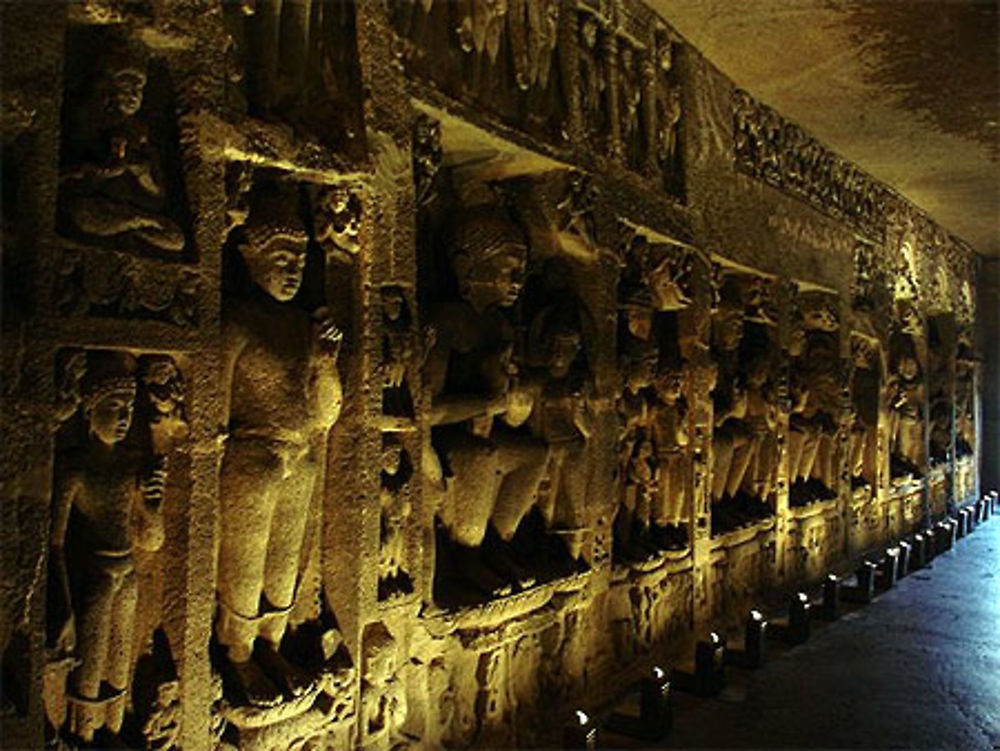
[[604, 510, 1000, 750]]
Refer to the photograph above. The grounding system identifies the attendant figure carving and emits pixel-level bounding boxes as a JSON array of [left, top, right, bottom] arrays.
[[49, 351, 172, 743]]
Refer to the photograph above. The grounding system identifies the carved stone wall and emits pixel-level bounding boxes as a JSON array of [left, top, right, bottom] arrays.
[[0, 1, 984, 749]]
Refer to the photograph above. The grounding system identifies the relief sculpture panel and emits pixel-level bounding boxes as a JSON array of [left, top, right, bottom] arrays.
[[709, 269, 780, 535], [47, 350, 186, 747], [54, 27, 199, 326], [420, 197, 593, 607], [214, 177, 353, 745], [0, 4, 988, 749], [787, 290, 842, 507]]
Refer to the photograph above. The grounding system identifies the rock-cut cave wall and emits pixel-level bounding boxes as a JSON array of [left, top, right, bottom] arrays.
[[0, 1, 984, 749]]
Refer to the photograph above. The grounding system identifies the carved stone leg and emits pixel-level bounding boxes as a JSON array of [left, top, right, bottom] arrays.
[[726, 437, 753, 499], [261, 451, 317, 626], [490, 434, 551, 541], [68, 196, 185, 252], [712, 434, 735, 503], [787, 428, 805, 486], [72, 560, 117, 705], [105, 565, 138, 734], [217, 439, 283, 662], [216, 605, 281, 708], [439, 437, 503, 548], [799, 429, 821, 483]]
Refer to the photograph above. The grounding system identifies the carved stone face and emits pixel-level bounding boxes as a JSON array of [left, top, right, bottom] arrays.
[[382, 289, 405, 322], [382, 442, 403, 475], [453, 243, 526, 311], [548, 331, 582, 380], [898, 355, 919, 381], [654, 369, 685, 402], [802, 305, 838, 332], [788, 322, 807, 358], [625, 307, 653, 340], [108, 68, 146, 117], [88, 390, 134, 445], [626, 352, 657, 392], [242, 237, 308, 302], [713, 306, 744, 351]]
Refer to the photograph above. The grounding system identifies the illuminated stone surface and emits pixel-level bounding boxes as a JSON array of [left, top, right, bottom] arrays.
[[0, 1, 994, 749]]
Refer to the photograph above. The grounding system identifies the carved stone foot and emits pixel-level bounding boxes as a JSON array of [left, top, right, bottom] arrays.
[[256, 644, 316, 698], [67, 695, 106, 744], [225, 656, 283, 708]]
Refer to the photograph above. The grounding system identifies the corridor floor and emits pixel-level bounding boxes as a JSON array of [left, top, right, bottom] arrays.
[[608, 513, 1000, 750]]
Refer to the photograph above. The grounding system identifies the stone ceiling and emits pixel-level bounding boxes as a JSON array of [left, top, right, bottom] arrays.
[[650, 0, 1000, 258]]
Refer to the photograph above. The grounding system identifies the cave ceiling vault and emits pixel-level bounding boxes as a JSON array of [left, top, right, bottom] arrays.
[[650, 0, 1000, 258]]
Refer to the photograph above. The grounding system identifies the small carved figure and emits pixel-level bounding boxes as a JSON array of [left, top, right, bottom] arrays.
[[141, 679, 181, 750], [522, 285, 596, 560], [508, 0, 560, 91], [59, 44, 185, 253], [379, 438, 413, 599], [49, 351, 169, 743], [361, 625, 408, 748], [650, 366, 689, 536], [710, 275, 778, 530], [413, 116, 443, 208], [887, 337, 924, 479], [618, 43, 642, 163], [381, 285, 417, 425], [314, 185, 362, 263], [848, 338, 879, 488], [578, 13, 608, 146], [217, 188, 343, 707]]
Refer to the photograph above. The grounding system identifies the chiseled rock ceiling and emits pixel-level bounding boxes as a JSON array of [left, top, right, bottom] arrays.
[[651, 0, 999, 257]]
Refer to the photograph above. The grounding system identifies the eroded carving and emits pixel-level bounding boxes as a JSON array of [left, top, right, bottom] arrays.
[[58, 36, 186, 255], [787, 290, 841, 506], [217, 182, 345, 711], [48, 350, 183, 744], [709, 271, 779, 534]]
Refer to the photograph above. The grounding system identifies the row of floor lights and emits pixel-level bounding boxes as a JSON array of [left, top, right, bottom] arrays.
[[565, 489, 999, 749]]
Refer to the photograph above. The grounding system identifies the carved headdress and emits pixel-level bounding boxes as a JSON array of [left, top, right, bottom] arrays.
[[241, 189, 309, 254], [449, 205, 527, 262], [81, 350, 137, 412]]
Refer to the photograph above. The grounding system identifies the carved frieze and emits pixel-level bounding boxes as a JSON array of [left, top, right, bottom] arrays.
[[393, 0, 569, 145], [733, 89, 887, 240]]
